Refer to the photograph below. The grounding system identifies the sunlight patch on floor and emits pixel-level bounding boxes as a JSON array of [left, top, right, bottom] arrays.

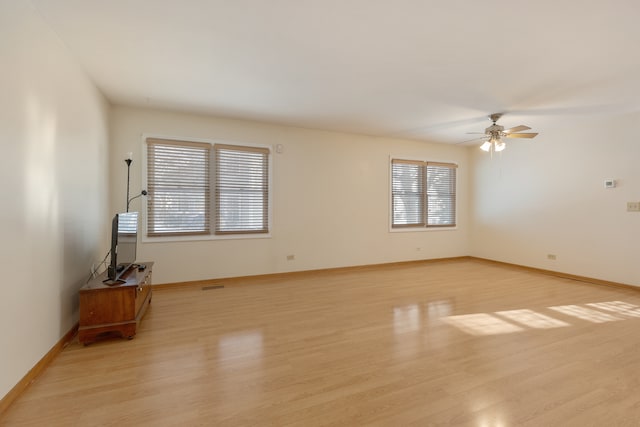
[[442, 313, 524, 336], [549, 305, 621, 323], [495, 309, 569, 329], [586, 301, 640, 318], [442, 301, 640, 336]]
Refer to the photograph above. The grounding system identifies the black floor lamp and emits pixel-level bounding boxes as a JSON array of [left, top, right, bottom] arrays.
[[125, 153, 147, 212]]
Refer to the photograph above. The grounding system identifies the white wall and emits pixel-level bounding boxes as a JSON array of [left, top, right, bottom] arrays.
[[470, 113, 640, 286], [110, 106, 471, 283], [0, 2, 109, 400]]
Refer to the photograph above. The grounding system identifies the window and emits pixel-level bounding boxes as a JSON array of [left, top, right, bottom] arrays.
[[146, 138, 270, 238], [391, 159, 457, 228], [214, 144, 270, 234], [147, 139, 211, 236]]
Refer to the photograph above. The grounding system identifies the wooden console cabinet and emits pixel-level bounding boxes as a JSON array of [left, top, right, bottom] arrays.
[[78, 262, 153, 345]]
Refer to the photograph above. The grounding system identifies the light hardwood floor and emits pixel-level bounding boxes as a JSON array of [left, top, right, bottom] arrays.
[[3, 258, 640, 426]]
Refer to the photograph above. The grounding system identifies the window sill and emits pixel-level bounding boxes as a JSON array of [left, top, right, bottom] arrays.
[[142, 232, 272, 243], [389, 226, 457, 233]]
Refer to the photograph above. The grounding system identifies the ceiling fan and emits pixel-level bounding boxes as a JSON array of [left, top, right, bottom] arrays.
[[467, 113, 538, 152]]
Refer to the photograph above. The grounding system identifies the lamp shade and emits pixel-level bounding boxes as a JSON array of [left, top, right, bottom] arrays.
[[480, 140, 492, 152]]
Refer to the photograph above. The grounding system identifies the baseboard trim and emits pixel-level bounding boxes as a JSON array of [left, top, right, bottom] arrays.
[[154, 255, 638, 294], [0, 323, 79, 416], [153, 256, 473, 290], [470, 256, 638, 292]]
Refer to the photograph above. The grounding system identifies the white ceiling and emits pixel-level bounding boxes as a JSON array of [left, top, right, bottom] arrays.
[[31, 0, 640, 143]]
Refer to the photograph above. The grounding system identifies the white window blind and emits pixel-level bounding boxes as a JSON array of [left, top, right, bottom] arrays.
[[427, 162, 456, 227], [214, 144, 270, 234], [392, 160, 426, 227], [391, 159, 457, 228], [147, 138, 211, 236]]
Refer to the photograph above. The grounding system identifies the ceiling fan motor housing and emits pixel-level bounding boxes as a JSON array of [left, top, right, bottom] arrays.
[[486, 123, 504, 138]]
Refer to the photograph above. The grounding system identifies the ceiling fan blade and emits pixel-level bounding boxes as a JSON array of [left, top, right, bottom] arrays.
[[465, 132, 486, 135], [504, 125, 531, 133], [388, 114, 489, 137], [455, 136, 487, 145], [504, 133, 538, 139]]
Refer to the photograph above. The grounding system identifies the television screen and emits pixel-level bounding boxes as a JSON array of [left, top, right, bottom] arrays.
[[107, 212, 138, 282]]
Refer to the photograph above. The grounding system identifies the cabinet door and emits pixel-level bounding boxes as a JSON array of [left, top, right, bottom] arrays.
[[80, 288, 134, 325]]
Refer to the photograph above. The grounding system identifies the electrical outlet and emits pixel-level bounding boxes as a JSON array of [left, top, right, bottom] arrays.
[[547, 254, 557, 260], [286, 255, 295, 261], [627, 202, 640, 212]]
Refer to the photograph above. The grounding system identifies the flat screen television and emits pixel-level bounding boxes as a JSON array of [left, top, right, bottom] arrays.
[[106, 212, 138, 283]]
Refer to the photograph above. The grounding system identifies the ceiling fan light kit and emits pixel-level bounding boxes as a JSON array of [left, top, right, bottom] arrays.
[[480, 140, 492, 151], [472, 113, 538, 153]]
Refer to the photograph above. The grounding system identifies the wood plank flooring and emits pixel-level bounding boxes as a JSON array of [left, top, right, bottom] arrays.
[[3, 258, 640, 426]]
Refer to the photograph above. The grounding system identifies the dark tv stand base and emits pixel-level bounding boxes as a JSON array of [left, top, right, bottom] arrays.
[[102, 278, 126, 286], [79, 262, 154, 345]]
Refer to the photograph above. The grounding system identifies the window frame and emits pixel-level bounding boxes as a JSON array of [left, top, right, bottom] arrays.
[[389, 157, 458, 231], [141, 134, 273, 242], [214, 143, 271, 235]]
